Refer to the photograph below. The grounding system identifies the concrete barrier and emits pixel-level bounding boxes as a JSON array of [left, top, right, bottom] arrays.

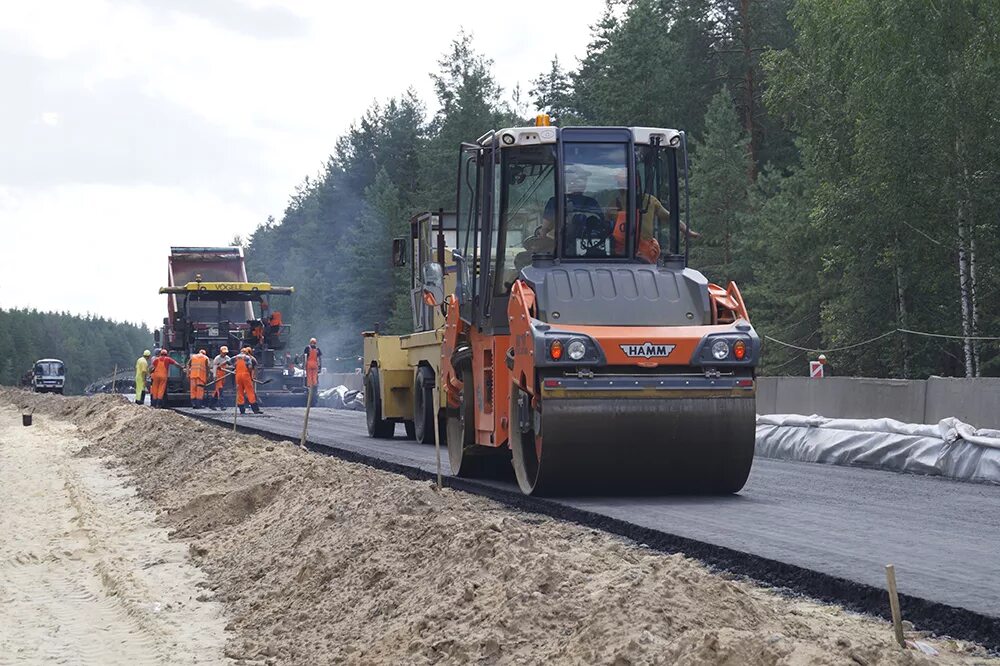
[[924, 376, 1000, 427], [759, 375, 1000, 429]]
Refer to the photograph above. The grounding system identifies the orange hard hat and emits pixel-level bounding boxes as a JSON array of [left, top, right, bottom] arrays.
[[309, 337, 317, 344], [159, 349, 168, 355]]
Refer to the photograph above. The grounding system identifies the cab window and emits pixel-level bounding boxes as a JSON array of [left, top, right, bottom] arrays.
[[494, 144, 556, 295]]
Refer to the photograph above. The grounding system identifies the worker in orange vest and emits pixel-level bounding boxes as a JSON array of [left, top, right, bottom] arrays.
[[303, 338, 322, 389], [209, 346, 232, 410], [186, 349, 210, 409], [233, 347, 262, 414], [149, 349, 182, 408]]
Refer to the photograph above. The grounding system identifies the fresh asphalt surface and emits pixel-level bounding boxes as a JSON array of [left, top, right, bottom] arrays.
[[179, 405, 1000, 641]]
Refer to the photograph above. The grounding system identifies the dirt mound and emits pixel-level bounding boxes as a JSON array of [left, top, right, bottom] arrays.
[[2, 388, 992, 665]]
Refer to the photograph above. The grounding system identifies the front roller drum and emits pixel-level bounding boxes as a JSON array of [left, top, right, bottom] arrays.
[[510, 386, 756, 496]]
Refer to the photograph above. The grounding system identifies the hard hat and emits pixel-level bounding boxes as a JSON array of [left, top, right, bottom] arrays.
[[310, 338, 317, 344], [220, 346, 228, 354], [199, 349, 207, 355], [143, 350, 151, 357], [160, 349, 168, 355]]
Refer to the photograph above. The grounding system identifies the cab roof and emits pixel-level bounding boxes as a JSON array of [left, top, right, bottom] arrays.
[[483, 126, 683, 149]]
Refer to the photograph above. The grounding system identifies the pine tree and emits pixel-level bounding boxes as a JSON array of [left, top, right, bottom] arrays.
[[689, 86, 752, 285]]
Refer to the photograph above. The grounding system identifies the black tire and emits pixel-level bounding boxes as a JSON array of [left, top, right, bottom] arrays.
[[365, 368, 395, 438], [403, 420, 416, 439], [447, 357, 508, 478], [413, 366, 436, 444], [510, 380, 543, 495]]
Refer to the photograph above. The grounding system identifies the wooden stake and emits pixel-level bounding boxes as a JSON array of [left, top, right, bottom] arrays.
[[233, 393, 239, 432], [110, 364, 118, 394], [885, 564, 905, 648], [299, 386, 314, 449], [432, 383, 442, 489]]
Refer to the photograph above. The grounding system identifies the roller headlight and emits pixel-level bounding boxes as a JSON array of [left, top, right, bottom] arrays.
[[567, 339, 587, 361], [711, 340, 730, 360]]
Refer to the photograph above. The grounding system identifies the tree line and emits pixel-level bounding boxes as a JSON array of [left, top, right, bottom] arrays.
[[0, 308, 151, 394], [246, 0, 1000, 378]]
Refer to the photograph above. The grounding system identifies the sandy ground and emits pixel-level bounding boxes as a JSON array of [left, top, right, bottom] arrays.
[[2, 389, 996, 666], [0, 403, 228, 665]]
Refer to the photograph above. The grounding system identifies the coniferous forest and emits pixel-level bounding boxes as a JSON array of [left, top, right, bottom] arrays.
[[0, 309, 150, 394], [245, 0, 1000, 378]]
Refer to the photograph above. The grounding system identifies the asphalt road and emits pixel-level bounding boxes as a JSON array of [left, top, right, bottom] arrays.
[[179, 406, 1000, 630]]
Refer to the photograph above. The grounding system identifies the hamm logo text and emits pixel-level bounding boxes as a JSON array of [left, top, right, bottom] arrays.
[[620, 342, 675, 359]]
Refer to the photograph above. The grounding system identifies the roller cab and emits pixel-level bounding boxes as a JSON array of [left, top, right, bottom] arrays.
[[429, 120, 759, 495]]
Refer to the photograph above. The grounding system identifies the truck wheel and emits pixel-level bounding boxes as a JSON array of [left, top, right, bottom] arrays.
[[404, 421, 416, 439], [413, 366, 436, 445], [365, 368, 395, 438]]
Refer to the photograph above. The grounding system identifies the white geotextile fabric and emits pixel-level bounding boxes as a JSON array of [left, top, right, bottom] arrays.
[[756, 414, 1000, 484]]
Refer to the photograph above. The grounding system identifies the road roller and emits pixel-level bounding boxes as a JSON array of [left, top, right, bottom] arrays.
[[418, 116, 760, 495]]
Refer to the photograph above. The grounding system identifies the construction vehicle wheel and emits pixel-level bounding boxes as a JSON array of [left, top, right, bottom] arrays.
[[404, 420, 416, 439], [509, 381, 543, 495], [365, 368, 395, 439], [446, 359, 507, 478], [413, 366, 436, 444]]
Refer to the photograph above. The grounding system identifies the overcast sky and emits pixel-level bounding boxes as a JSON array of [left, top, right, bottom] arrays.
[[0, 0, 605, 328]]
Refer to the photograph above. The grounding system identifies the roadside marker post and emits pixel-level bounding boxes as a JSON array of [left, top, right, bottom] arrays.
[[433, 385, 442, 489], [300, 386, 314, 449], [809, 361, 824, 378], [885, 564, 905, 648]]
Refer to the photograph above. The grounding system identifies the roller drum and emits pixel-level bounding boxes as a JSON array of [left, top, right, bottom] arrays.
[[511, 391, 756, 496]]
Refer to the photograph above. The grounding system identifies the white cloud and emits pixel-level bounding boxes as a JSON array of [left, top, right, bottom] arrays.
[[0, 0, 606, 325]]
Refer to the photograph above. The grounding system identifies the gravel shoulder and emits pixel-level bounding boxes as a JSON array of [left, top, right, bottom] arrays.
[[2, 388, 995, 666], [0, 401, 227, 665]]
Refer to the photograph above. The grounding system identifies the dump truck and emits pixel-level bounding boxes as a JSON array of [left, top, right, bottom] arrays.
[[363, 211, 457, 443], [405, 118, 759, 495], [155, 246, 308, 407]]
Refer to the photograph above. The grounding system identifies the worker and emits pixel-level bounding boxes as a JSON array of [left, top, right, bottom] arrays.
[[303, 338, 322, 389], [612, 174, 700, 263], [540, 164, 606, 257], [187, 349, 210, 409], [210, 346, 232, 410], [233, 346, 261, 414], [149, 349, 181, 408], [134, 350, 151, 405]]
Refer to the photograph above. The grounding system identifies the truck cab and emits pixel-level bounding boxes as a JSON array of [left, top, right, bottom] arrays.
[[32, 358, 66, 394]]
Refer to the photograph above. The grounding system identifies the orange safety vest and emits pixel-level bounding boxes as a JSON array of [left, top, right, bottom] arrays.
[[151, 356, 174, 378], [612, 210, 661, 264], [235, 354, 254, 377], [306, 347, 320, 367], [189, 354, 209, 380]]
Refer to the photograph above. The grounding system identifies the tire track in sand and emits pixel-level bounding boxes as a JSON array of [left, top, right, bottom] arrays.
[[0, 406, 228, 665]]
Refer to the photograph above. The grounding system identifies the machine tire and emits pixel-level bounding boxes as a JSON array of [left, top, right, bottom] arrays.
[[446, 356, 507, 478], [510, 381, 544, 495], [365, 368, 395, 439], [404, 420, 416, 439], [413, 366, 436, 445]]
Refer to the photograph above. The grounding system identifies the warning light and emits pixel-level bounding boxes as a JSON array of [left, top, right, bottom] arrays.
[[734, 340, 747, 360], [535, 113, 551, 127], [549, 339, 563, 360]]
